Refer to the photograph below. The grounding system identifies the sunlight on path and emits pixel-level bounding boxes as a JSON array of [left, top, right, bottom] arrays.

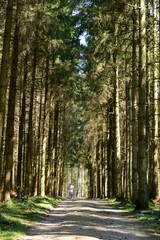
[[50, 237, 99, 240], [21, 198, 159, 240]]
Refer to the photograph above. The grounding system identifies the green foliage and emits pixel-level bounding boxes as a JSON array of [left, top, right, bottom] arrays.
[[0, 196, 60, 240]]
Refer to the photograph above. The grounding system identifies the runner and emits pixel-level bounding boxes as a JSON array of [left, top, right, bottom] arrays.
[[68, 183, 74, 198]]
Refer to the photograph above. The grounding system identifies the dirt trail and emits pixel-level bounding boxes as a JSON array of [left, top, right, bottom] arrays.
[[21, 198, 159, 240]]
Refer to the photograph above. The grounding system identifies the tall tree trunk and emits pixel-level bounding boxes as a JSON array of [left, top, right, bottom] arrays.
[[58, 102, 66, 197], [136, 0, 149, 210], [47, 92, 54, 196], [150, 0, 159, 199], [114, 24, 122, 199], [132, 0, 138, 204], [81, 165, 85, 197], [0, 0, 13, 201], [32, 85, 43, 196], [88, 145, 93, 198], [59, 146, 65, 197], [76, 164, 80, 197], [126, 80, 130, 199], [53, 101, 59, 197], [0, 0, 13, 153], [41, 54, 50, 196], [3, 1, 20, 200], [147, 0, 154, 199], [107, 103, 113, 198], [56, 105, 62, 196], [96, 132, 101, 198], [112, 109, 116, 197], [17, 51, 28, 196], [25, 1, 40, 194], [93, 150, 97, 198], [101, 131, 105, 198]]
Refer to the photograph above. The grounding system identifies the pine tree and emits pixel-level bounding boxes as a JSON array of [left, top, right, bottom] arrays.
[[136, 0, 149, 210]]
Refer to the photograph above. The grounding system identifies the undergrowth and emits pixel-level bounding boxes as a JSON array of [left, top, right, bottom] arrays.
[[0, 196, 61, 240]]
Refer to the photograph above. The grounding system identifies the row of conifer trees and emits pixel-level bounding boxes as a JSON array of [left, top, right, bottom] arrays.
[[0, 0, 80, 202], [84, 0, 160, 210]]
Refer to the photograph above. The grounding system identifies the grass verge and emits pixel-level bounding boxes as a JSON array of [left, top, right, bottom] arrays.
[[104, 198, 160, 237], [0, 196, 61, 240]]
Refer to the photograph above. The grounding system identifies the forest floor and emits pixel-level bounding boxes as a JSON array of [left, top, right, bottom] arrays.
[[20, 198, 159, 240]]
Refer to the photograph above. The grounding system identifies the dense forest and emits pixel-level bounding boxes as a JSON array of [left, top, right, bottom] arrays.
[[0, 0, 159, 210]]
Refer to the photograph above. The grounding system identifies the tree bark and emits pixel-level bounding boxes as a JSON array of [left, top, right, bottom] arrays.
[[96, 132, 101, 198], [107, 103, 113, 198], [101, 131, 105, 198], [132, 0, 138, 204], [136, 0, 149, 210], [150, 0, 159, 199], [126, 80, 131, 199], [114, 24, 122, 199], [25, 1, 40, 194], [17, 51, 28, 195], [47, 91, 54, 196], [58, 102, 66, 197], [3, 1, 20, 200], [53, 101, 59, 197], [41, 54, 50, 196], [32, 85, 43, 196], [0, 0, 13, 201], [88, 145, 93, 198]]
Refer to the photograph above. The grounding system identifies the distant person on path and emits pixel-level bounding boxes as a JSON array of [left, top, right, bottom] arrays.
[[68, 183, 74, 198]]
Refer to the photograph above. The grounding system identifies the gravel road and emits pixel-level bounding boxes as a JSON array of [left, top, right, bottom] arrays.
[[21, 198, 159, 240]]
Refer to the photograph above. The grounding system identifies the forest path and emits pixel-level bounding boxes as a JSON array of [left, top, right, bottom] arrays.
[[21, 198, 159, 240]]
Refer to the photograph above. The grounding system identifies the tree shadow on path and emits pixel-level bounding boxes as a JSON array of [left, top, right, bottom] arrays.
[[22, 198, 159, 240]]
